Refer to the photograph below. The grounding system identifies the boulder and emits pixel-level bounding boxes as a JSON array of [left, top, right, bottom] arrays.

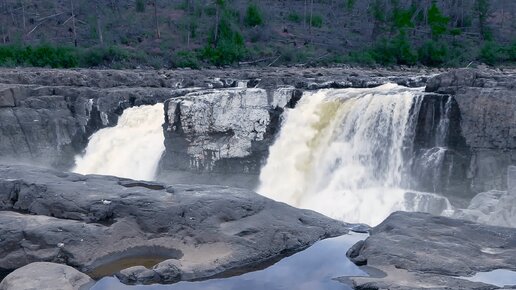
[[0, 262, 94, 290], [345, 211, 516, 289], [0, 164, 348, 284]]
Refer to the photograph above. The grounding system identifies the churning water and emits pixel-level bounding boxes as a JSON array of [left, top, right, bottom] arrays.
[[73, 103, 165, 181], [258, 84, 451, 226]]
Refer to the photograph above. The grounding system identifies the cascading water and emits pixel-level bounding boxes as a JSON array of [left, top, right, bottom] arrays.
[[73, 103, 165, 181], [258, 83, 451, 226]]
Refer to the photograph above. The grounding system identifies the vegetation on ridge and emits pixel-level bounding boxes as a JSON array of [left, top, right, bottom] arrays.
[[0, 0, 514, 68]]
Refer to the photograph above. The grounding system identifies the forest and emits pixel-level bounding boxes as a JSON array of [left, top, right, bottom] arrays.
[[0, 0, 514, 68]]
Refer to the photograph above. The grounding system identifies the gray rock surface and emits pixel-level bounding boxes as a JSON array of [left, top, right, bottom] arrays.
[[0, 164, 348, 284], [0, 262, 94, 290], [159, 87, 298, 188], [425, 69, 516, 196], [0, 67, 428, 186], [345, 211, 516, 290], [452, 165, 516, 228]]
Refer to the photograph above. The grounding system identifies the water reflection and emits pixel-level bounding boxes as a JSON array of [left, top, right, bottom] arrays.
[[462, 269, 516, 287], [91, 233, 367, 290]]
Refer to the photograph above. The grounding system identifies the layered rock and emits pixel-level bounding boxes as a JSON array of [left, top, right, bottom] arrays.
[[345, 211, 516, 289], [425, 69, 516, 196], [0, 81, 194, 169], [159, 87, 300, 188], [0, 164, 348, 284]]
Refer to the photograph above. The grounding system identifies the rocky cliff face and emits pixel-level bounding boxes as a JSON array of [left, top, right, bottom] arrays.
[[0, 67, 427, 172], [0, 69, 198, 168], [0, 67, 514, 198], [423, 69, 516, 197], [158, 87, 299, 188]]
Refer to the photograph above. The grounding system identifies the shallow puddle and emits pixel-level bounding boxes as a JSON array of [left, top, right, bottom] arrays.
[[88, 257, 169, 279], [462, 269, 516, 287], [91, 232, 368, 290]]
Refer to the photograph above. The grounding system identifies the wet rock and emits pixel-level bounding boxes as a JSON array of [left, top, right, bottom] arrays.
[[159, 87, 296, 188], [0, 164, 348, 284], [452, 165, 516, 228], [0, 262, 94, 290], [424, 69, 516, 195], [345, 211, 516, 289]]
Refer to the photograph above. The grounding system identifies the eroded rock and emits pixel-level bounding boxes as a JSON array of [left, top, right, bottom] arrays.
[[0, 262, 94, 290], [345, 211, 516, 289], [0, 164, 348, 284]]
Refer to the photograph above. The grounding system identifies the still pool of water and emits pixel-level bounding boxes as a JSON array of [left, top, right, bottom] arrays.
[[462, 269, 516, 287], [91, 233, 368, 290]]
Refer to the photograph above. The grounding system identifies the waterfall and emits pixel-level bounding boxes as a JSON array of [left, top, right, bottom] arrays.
[[258, 83, 451, 226], [73, 103, 165, 181]]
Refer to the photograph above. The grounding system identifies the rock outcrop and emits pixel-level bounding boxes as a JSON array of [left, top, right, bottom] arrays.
[[345, 211, 516, 289], [158, 87, 299, 188], [424, 69, 516, 196], [0, 164, 349, 284], [0, 67, 428, 185], [0, 262, 94, 290]]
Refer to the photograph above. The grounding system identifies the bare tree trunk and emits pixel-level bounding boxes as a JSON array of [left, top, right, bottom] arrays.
[[309, 0, 313, 41], [214, 4, 219, 45], [303, 0, 307, 30], [70, 0, 77, 46], [154, 0, 160, 39], [21, 0, 26, 32], [95, 0, 103, 45]]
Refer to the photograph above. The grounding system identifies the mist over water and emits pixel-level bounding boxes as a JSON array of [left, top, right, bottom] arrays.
[[258, 84, 450, 226], [73, 103, 165, 181]]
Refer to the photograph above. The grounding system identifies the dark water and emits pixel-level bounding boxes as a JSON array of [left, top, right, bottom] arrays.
[[91, 233, 368, 290]]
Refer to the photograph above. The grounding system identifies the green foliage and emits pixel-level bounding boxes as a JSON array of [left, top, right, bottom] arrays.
[[392, 7, 414, 31], [244, 3, 263, 27], [418, 40, 449, 66], [173, 51, 200, 68], [478, 41, 516, 65], [371, 0, 386, 22], [287, 12, 301, 23], [346, 0, 356, 11], [79, 46, 133, 67], [202, 9, 246, 65], [428, 1, 449, 39], [474, 0, 491, 40], [371, 33, 417, 65], [307, 15, 323, 28], [136, 0, 145, 12], [0, 45, 78, 68]]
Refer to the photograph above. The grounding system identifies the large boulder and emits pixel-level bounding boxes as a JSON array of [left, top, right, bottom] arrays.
[[0, 164, 348, 284], [345, 211, 516, 289], [0, 262, 94, 290]]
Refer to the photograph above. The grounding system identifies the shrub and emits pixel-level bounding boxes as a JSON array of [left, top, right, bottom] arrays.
[[428, 2, 449, 39], [244, 4, 263, 27], [0, 45, 78, 68], [371, 33, 417, 65], [479, 41, 505, 65], [136, 0, 145, 12], [173, 50, 200, 68], [287, 12, 301, 23], [307, 15, 323, 28], [418, 40, 449, 66]]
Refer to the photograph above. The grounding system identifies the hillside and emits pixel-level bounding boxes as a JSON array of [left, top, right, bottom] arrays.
[[0, 0, 515, 68]]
